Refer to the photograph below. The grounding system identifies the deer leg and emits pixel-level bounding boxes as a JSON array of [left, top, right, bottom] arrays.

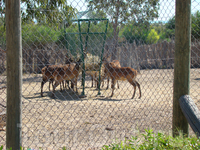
[[62, 81, 65, 90], [68, 80, 70, 89], [62, 81, 65, 91], [101, 76, 104, 88], [117, 81, 119, 89], [135, 81, 141, 99], [127, 77, 137, 99], [71, 79, 75, 92], [75, 77, 78, 93], [91, 75, 94, 87], [49, 79, 53, 91], [41, 78, 48, 97], [65, 80, 69, 89], [60, 81, 63, 91], [110, 78, 117, 97], [131, 84, 137, 99], [106, 77, 110, 90], [101, 74, 106, 88], [52, 80, 60, 98]]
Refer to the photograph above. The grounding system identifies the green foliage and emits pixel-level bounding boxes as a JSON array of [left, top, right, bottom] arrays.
[[86, 0, 160, 55], [0, 25, 6, 45], [57, 20, 113, 56], [86, 10, 107, 19], [102, 129, 200, 150], [22, 24, 60, 46], [192, 11, 200, 40], [121, 23, 149, 45], [165, 11, 200, 40], [21, 0, 76, 26], [146, 29, 160, 44], [165, 16, 175, 30], [86, 0, 159, 25], [0, 0, 76, 26], [165, 16, 175, 38]]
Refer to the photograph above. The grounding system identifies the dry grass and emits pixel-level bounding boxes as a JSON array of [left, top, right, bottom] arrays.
[[0, 69, 199, 149]]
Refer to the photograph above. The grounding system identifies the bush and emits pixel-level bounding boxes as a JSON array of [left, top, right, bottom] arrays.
[[22, 24, 60, 46], [102, 129, 200, 150]]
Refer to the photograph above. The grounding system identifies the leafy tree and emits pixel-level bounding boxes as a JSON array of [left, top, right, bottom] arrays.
[[191, 10, 200, 40], [146, 29, 160, 44], [165, 16, 175, 30], [121, 22, 149, 45], [0, 0, 76, 26], [165, 16, 175, 38], [86, 10, 107, 19], [86, 0, 160, 59], [165, 11, 200, 40], [58, 20, 113, 56], [21, 0, 76, 26], [22, 24, 60, 46]]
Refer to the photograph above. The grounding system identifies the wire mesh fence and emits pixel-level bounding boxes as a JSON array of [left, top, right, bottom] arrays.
[[0, 0, 200, 149]]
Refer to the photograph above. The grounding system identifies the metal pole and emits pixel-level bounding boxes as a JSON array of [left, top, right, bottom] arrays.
[[78, 20, 86, 97], [173, 0, 191, 137], [85, 20, 90, 50], [97, 19, 109, 95], [6, 0, 22, 149]]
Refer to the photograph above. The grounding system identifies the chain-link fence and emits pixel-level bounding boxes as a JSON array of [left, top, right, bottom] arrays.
[[0, 0, 200, 149]]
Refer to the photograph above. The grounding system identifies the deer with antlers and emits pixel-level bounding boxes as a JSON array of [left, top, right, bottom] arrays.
[[102, 55, 141, 99]]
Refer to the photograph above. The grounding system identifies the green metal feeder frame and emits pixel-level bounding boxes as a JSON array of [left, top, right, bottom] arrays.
[[65, 18, 109, 97]]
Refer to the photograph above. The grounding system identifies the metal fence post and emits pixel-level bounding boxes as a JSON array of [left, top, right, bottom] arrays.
[[6, 0, 22, 149], [173, 0, 191, 137]]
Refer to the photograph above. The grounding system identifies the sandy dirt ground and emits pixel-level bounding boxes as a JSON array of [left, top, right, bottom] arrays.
[[0, 69, 200, 149]]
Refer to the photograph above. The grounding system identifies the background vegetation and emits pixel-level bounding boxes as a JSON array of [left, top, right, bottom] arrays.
[[0, 1, 200, 71]]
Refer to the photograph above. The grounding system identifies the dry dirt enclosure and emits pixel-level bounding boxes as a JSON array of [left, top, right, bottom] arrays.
[[0, 69, 200, 149]]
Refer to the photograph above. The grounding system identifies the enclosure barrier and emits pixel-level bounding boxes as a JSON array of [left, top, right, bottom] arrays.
[[179, 95, 200, 137], [0, 0, 199, 149]]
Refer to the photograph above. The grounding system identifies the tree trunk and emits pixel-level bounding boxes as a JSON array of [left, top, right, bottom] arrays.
[[111, 0, 119, 61]]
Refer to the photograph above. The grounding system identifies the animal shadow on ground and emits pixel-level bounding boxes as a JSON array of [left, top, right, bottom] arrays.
[[23, 88, 84, 102], [47, 89, 83, 101]]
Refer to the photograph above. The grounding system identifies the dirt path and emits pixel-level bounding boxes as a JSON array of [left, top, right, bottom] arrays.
[[0, 69, 199, 149]]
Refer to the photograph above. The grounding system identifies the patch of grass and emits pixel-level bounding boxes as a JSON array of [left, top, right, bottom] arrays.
[[102, 129, 200, 150]]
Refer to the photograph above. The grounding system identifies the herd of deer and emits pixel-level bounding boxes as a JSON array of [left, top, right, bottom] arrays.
[[41, 54, 141, 99]]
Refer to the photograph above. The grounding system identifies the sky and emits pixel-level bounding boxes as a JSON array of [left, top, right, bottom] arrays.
[[68, 0, 200, 22]]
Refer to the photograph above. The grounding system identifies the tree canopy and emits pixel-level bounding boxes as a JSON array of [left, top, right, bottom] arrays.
[[0, 0, 76, 26], [85, 0, 160, 59], [165, 11, 200, 40], [21, 0, 76, 26]]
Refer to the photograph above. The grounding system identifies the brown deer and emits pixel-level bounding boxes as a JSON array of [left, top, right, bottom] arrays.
[[86, 71, 99, 87], [102, 59, 121, 89], [102, 56, 141, 99], [51, 59, 82, 98], [41, 65, 60, 97], [41, 56, 73, 97]]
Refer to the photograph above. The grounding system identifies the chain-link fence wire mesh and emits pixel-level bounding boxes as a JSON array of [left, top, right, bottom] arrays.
[[0, 0, 200, 149]]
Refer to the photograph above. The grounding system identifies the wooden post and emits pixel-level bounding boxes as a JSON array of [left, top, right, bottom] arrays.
[[6, 0, 22, 149], [173, 0, 191, 137]]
